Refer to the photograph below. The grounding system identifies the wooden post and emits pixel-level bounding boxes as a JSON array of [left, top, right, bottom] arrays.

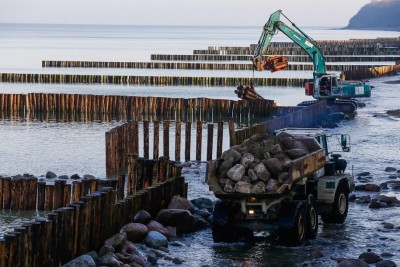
[[45, 185, 54, 211], [28, 177, 38, 210], [196, 121, 202, 161], [117, 175, 125, 200], [163, 121, 170, 157], [217, 121, 224, 159], [143, 121, 149, 159], [175, 121, 181, 162], [72, 181, 81, 203], [127, 154, 138, 195], [54, 180, 65, 209], [37, 181, 46, 210], [3, 177, 11, 209], [153, 121, 159, 159], [207, 123, 214, 161], [185, 122, 191, 161], [228, 118, 236, 146]]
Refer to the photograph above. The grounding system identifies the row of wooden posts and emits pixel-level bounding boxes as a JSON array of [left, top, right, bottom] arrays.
[[0, 157, 186, 266], [207, 37, 400, 52], [150, 54, 400, 62], [0, 73, 307, 87], [0, 93, 275, 121], [42, 60, 384, 72], [105, 120, 227, 176], [0, 157, 181, 211], [343, 62, 400, 80]]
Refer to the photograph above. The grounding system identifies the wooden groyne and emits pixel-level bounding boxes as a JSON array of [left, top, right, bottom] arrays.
[[205, 37, 400, 55], [150, 54, 400, 62], [105, 120, 228, 176], [0, 157, 185, 266], [0, 73, 306, 87], [42, 60, 386, 72], [0, 93, 275, 121], [343, 62, 400, 80]]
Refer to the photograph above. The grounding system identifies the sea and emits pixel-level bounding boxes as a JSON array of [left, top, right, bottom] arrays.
[[0, 23, 400, 266]]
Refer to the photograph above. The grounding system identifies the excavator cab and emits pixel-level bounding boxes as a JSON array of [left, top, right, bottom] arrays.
[[313, 74, 342, 99]]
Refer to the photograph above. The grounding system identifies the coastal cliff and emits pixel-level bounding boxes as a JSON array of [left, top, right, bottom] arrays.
[[346, 0, 400, 31]]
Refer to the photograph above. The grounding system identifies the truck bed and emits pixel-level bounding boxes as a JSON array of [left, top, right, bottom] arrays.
[[206, 147, 326, 200]]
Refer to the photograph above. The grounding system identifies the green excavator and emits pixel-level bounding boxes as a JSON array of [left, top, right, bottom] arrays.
[[251, 10, 372, 113]]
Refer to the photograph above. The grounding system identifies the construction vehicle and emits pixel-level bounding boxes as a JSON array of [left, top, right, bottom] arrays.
[[206, 128, 354, 245], [251, 10, 372, 113]]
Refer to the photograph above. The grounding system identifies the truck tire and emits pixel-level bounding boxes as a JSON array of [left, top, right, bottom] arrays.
[[305, 201, 318, 239], [321, 181, 349, 224], [277, 202, 306, 246], [212, 200, 253, 243]]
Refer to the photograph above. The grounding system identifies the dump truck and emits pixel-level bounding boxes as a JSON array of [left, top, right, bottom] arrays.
[[206, 128, 354, 245]]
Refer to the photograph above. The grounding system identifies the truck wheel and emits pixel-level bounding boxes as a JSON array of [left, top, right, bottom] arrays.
[[277, 202, 306, 246], [212, 200, 253, 243], [305, 201, 318, 239], [321, 182, 349, 224]]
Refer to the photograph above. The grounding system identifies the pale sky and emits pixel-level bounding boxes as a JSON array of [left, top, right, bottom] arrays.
[[0, 0, 374, 27]]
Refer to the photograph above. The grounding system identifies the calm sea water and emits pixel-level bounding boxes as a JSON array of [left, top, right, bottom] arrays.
[[0, 24, 400, 265]]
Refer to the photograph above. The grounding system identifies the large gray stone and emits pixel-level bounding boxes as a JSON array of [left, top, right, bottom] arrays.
[[376, 260, 397, 267], [156, 209, 196, 234], [190, 197, 214, 212], [338, 259, 369, 267], [121, 223, 148, 243], [223, 179, 235, 193], [104, 232, 127, 252], [240, 153, 255, 168], [234, 181, 252, 194], [46, 171, 57, 179], [222, 148, 242, 163], [266, 179, 280, 193], [264, 158, 282, 177], [358, 251, 381, 263], [285, 149, 307, 159], [227, 164, 245, 181], [218, 160, 233, 178], [99, 253, 121, 267], [168, 195, 195, 212], [145, 231, 168, 249], [254, 163, 270, 182], [146, 220, 170, 238], [247, 169, 259, 182], [62, 255, 96, 267], [251, 181, 267, 193], [134, 210, 152, 224]]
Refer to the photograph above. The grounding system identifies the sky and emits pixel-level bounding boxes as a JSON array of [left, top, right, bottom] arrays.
[[0, 0, 375, 27]]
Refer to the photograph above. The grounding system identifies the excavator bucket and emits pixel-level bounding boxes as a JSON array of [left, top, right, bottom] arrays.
[[252, 56, 288, 72]]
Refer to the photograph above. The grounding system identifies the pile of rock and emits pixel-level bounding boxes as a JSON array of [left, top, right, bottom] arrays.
[[63, 195, 214, 267], [217, 132, 311, 194]]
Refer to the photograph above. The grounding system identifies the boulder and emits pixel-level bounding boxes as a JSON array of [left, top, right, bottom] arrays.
[[62, 255, 96, 267], [156, 209, 196, 234], [218, 160, 233, 178], [247, 169, 259, 182], [385, 167, 397, 172], [145, 220, 170, 238], [58, 175, 69, 180], [240, 176, 252, 183], [358, 251, 381, 263], [83, 174, 96, 180], [266, 179, 280, 193], [285, 148, 306, 159], [134, 210, 152, 224], [369, 201, 382, 209], [145, 231, 168, 249], [338, 259, 369, 267], [99, 253, 121, 267], [251, 181, 267, 193], [190, 198, 214, 212], [240, 153, 255, 168], [121, 223, 148, 243], [376, 260, 397, 267], [70, 174, 80, 179], [193, 214, 209, 229], [222, 148, 242, 163], [277, 133, 295, 149], [104, 233, 127, 252], [168, 195, 195, 212], [46, 171, 57, 179], [383, 222, 394, 229], [193, 208, 211, 220], [227, 164, 246, 181], [277, 172, 289, 184], [234, 181, 253, 194], [254, 163, 270, 182], [223, 179, 235, 193], [270, 144, 283, 155], [99, 245, 115, 257], [263, 158, 282, 177], [356, 195, 372, 204], [357, 172, 371, 177]]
